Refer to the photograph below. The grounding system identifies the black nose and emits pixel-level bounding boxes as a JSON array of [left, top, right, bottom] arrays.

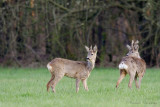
[[86, 58, 89, 60]]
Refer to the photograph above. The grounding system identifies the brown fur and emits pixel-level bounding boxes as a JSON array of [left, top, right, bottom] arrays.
[[47, 45, 97, 93], [116, 40, 146, 88]]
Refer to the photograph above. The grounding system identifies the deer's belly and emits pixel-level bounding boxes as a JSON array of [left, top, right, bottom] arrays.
[[64, 72, 77, 78], [64, 71, 90, 79]]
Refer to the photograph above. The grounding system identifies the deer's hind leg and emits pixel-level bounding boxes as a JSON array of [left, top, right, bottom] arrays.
[[135, 75, 139, 88], [50, 74, 64, 93], [137, 71, 145, 89], [138, 75, 143, 89], [116, 70, 127, 88], [47, 73, 55, 92], [128, 72, 136, 89]]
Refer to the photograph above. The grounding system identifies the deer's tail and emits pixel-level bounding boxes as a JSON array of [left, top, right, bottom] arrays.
[[47, 63, 52, 71]]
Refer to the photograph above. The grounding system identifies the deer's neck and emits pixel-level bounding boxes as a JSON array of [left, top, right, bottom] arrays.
[[135, 52, 141, 58], [86, 60, 95, 72], [138, 54, 141, 58]]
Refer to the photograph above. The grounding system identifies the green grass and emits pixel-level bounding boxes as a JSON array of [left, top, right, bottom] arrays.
[[0, 67, 160, 107]]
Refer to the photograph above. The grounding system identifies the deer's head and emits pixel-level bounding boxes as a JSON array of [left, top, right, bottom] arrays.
[[126, 40, 140, 58], [85, 45, 97, 63]]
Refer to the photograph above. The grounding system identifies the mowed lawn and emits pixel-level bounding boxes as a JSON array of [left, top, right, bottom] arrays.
[[0, 67, 160, 107]]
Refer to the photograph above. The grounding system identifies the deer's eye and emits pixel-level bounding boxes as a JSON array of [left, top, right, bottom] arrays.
[[91, 54, 93, 55]]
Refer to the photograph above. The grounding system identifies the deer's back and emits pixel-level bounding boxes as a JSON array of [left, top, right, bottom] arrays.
[[121, 56, 146, 74]]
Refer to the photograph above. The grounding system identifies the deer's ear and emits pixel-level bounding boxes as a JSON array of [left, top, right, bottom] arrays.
[[93, 45, 97, 52], [126, 45, 131, 50], [133, 40, 139, 51], [135, 40, 139, 44], [90, 45, 92, 50], [131, 40, 134, 48], [134, 45, 139, 51], [85, 46, 89, 52]]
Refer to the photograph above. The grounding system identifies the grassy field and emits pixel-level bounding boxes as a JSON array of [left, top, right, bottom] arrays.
[[0, 67, 160, 107]]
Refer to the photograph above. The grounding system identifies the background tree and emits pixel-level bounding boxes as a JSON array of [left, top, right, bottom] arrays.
[[0, 0, 159, 67]]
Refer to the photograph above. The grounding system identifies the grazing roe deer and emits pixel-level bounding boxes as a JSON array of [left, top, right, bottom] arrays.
[[47, 45, 97, 93], [116, 40, 146, 88]]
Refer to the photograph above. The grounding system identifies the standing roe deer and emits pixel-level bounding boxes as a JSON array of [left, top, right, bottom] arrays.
[[47, 45, 97, 93], [116, 40, 146, 89]]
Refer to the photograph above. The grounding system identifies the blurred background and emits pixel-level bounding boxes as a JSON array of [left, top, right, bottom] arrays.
[[0, 0, 160, 68]]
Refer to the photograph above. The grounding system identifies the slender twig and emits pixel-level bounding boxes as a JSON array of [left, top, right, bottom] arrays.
[[48, 0, 70, 12]]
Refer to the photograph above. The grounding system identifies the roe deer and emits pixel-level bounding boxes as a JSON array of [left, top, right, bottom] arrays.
[[116, 40, 146, 89], [47, 45, 97, 93]]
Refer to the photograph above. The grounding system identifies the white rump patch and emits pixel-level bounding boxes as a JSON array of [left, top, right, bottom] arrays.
[[119, 62, 128, 70], [47, 63, 52, 71]]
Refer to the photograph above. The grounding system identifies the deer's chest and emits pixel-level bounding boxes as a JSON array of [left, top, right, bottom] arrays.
[[80, 71, 90, 79]]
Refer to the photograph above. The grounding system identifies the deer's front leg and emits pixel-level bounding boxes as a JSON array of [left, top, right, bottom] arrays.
[[76, 79, 80, 93], [82, 79, 89, 91]]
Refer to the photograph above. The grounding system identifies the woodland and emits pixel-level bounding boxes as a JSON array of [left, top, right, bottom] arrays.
[[0, 0, 160, 67]]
